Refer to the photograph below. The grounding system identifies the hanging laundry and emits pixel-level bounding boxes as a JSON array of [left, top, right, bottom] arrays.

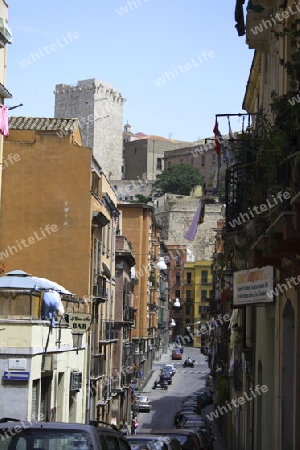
[[0, 105, 9, 136]]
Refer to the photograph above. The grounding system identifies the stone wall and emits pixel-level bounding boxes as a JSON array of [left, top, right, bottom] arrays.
[[154, 194, 224, 261], [54, 78, 125, 180]]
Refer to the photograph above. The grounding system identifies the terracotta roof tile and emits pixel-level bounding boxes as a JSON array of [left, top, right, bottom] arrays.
[[8, 116, 79, 132]]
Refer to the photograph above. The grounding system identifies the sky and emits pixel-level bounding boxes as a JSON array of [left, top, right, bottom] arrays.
[[5, 0, 254, 143]]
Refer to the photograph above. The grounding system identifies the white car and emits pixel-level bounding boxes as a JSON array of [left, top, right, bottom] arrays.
[[163, 364, 176, 375]]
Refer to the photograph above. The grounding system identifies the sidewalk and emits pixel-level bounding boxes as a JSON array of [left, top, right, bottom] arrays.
[[202, 404, 227, 450], [139, 350, 171, 393]]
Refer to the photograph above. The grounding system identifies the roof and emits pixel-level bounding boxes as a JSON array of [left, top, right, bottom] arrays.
[[8, 116, 79, 132], [0, 82, 12, 99]]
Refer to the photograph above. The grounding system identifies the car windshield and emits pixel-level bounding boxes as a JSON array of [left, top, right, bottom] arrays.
[[127, 438, 167, 450], [137, 397, 148, 402], [0, 429, 93, 450]]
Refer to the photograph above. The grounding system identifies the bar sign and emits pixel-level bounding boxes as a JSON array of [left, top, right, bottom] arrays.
[[4, 371, 30, 381]]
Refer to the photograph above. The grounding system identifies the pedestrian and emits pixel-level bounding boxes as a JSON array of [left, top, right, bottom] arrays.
[[134, 418, 139, 434], [131, 418, 138, 435], [131, 419, 136, 435], [120, 419, 128, 436]]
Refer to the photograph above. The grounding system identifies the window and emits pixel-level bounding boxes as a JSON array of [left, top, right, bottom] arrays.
[[175, 272, 180, 285], [209, 289, 214, 299], [186, 290, 191, 302], [185, 305, 191, 315], [91, 171, 100, 196], [157, 158, 162, 170], [175, 255, 181, 266], [186, 272, 192, 284], [106, 436, 120, 450], [175, 290, 180, 299], [201, 270, 208, 283], [201, 290, 207, 302], [201, 155, 205, 166], [93, 237, 101, 277]]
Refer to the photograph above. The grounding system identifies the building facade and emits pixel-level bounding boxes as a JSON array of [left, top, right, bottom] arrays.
[[163, 139, 231, 192], [0, 0, 12, 212], [210, 1, 300, 448], [0, 117, 123, 424], [123, 134, 191, 181], [117, 203, 164, 386]]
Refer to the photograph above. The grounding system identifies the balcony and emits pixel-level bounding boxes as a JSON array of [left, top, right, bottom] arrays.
[[98, 322, 120, 343], [251, 0, 276, 6], [0, 18, 12, 48], [148, 303, 159, 314], [246, 4, 272, 51], [123, 306, 135, 323], [90, 354, 105, 380], [93, 275, 107, 303]]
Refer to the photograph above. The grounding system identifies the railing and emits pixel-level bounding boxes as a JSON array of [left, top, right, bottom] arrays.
[[90, 354, 105, 379], [123, 306, 135, 323]]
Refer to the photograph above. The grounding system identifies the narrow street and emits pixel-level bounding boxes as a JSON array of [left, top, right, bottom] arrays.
[[136, 346, 209, 432]]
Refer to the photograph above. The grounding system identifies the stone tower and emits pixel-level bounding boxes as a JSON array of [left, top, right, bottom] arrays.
[[54, 78, 126, 180]]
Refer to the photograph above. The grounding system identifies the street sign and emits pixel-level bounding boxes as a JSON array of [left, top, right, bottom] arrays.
[[68, 313, 92, 334], [4, 371, 30, 381]]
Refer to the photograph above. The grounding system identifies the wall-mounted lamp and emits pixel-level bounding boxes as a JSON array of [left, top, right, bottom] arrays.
[[173, 298, 181, 307], [124, 342, 132, 357], [156, 257, 167, 271], [169, 319, 176, 327]]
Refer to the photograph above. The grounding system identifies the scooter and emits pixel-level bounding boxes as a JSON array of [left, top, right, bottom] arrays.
[[152, 380, 168, 390], [183, 359, 195, 368]]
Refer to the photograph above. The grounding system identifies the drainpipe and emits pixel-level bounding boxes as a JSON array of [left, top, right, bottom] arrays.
[[85, 329, 92, 424], [107, 212, 115, 418]]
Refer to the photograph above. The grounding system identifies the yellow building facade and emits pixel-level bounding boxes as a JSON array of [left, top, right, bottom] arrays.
[[184, 260, 213, 347]]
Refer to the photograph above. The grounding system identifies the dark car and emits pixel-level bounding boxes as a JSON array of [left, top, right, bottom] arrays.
[[0, 418, 131, 450], [160, 371, 172, 385], [152, 429, 204, 450]]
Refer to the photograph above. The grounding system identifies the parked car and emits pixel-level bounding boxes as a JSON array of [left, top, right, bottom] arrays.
[[127, 434, 182, 450], [0, 417, 131, 450], [151, 429, 204, 450], [171, 348, 182, 360], [134, 395, 152, 412]]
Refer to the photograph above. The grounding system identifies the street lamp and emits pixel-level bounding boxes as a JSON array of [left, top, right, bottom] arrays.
[[156, 257, 167, 271], [173, 298, 181, 308], [169, 319, 176, 327]]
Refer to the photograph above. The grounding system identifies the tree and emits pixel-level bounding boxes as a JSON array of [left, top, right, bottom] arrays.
[[153, 164, 203, 196], [133, 194, 149, 204]]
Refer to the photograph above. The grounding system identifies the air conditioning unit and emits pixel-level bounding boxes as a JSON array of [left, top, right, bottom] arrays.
[[70, 371, 82, 391]]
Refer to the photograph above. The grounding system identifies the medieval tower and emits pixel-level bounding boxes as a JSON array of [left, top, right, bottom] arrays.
[[54, 78, 125, 180]]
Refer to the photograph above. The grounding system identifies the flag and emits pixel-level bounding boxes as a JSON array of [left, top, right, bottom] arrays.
[[227, 116, 236, 164], [213, 119, 221, 154], [212, 153, 222, 194], [184, 198, 204, 241]]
